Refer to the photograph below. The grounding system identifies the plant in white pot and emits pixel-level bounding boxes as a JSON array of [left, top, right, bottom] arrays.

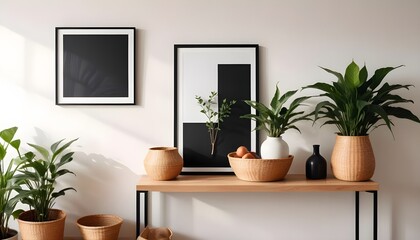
[[16, 138, 77, 240], [241, 84, 311, 159], [0, 127, 32, 240], [304, 61, 420, 181]]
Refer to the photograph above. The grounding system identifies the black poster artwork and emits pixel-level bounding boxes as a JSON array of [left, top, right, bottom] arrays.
[[56, 27, 135, 105], [175, 44, 259, 173], [183, 64, 251, 168], [63, 35, 129, 98]]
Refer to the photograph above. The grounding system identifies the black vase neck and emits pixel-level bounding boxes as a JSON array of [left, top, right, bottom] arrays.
[[313, 145, 320, 155]]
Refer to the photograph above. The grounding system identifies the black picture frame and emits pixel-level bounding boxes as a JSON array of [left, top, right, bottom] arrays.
[[174, 44, 259, 174], [55, 27, 135, 105]]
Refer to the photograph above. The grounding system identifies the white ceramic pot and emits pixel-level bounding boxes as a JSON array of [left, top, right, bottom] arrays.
[[260, 136, 289, 159]]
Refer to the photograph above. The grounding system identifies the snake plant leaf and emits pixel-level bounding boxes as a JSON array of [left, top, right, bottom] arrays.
[[345, 61, 360, 87]]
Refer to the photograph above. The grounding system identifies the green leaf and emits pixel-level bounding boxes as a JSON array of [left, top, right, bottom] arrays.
[[28, 143, 50, 160], [51, 138, 78, 162], [320, 66, 344, 82], [10, 139, 21, 150], [359, 65, 368, 84], [0, 126, 17, 143], [270, 84, 280, 110], [51, 187, 76, 198], [368, 65, 403, 90], [344, 61, 360, 87]]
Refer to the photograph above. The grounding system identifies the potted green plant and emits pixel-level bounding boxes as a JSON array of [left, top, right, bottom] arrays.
[[241, 84, 311, 159], [304, 61, 420, 181], [16, 138, 77, 240], [0, 127, 30, 240]]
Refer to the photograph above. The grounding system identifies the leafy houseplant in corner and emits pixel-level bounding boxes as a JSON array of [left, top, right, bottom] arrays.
[[304, 61, 420, 181], [16, 138, 77, 240], [0, 127, 30, 240], [241, 84, 311, 159]]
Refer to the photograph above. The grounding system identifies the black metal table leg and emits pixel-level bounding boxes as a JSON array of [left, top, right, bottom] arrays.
[[355, 191, 359, 240], [368, 191, 378, 240], [356, 191, 378, 240], [136, 191, 149, 238]]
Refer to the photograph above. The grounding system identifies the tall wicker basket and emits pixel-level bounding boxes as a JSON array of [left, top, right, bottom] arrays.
[[77, 214, 123, 240], [331, 135, 375, 181]]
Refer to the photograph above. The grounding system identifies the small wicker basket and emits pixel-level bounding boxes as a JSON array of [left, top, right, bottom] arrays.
[[77, 214, 123, 240], [138, 226, 173, 240], [228, 152, 294, 182]]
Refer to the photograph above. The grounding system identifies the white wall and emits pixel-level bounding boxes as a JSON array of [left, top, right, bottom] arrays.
[[1, 0, 420, 239]]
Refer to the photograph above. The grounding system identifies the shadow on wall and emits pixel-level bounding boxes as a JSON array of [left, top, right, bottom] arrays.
[[59, 151, 139, 239]]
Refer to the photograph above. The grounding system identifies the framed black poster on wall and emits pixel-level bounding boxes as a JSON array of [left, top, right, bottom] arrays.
[[55, 27, 135, 105], [174, 44, 259, 174]]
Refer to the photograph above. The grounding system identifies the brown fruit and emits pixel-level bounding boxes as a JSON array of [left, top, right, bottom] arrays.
[[236, 146, 249, 157], [242, 152, 256, 159]]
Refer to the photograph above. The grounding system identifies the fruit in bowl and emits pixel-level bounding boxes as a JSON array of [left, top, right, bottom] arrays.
[[235, 146, 261, 159]]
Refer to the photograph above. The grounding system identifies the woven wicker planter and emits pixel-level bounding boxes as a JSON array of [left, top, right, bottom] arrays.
[[144, 147, 183, 180], [17, 209, 66, 240], [77, 214, 123, 240], [138, 226, 173, 240], [331, 135, 375, 181], [228, 152, 293, 182]]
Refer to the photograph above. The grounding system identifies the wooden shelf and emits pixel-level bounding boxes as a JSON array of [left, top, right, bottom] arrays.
[[136, 174, 379, 193]]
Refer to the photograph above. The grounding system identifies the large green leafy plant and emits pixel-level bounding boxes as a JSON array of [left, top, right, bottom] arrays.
[[18, 138, 77, 222], [241, 85, 311, 137], [304, 61, 420, 136], [0, 127, 30, 238]]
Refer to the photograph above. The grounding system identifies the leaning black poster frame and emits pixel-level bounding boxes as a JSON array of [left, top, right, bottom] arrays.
[[174, 44, 259, 174]]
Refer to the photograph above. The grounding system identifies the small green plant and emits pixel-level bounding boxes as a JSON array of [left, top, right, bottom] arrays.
[[196, 91, 236, 155], [303, 61, 420, 136], [0, 127, 29, 239], [241, 84, 311, 137], [17, 138, 77, 222]]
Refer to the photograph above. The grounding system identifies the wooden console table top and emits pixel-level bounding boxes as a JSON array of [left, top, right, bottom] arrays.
[[136, 174, 379, 193]]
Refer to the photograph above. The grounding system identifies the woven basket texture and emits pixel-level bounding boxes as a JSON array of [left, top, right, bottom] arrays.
[[77, 214, 123, 240], [228, 152, 293, 182], [331, 135, 375, 181], [18, 209, 66, 240], [138, 226, 173, 240], [144, 147, 183, 180]]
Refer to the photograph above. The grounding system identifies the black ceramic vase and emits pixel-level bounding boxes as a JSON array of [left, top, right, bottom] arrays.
[[306, 145, 327, 179]]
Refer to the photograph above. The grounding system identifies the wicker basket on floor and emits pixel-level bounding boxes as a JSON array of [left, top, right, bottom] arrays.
[[228, 152, 294, 182], [138, 226, 173, 240], [77, 214, 123, 240]]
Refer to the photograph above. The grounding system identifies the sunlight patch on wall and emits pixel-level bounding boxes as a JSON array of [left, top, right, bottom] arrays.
[[0, 26, 25, 83]]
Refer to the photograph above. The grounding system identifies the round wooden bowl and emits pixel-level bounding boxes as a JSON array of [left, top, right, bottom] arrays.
[[228, 152, 294, 182]]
